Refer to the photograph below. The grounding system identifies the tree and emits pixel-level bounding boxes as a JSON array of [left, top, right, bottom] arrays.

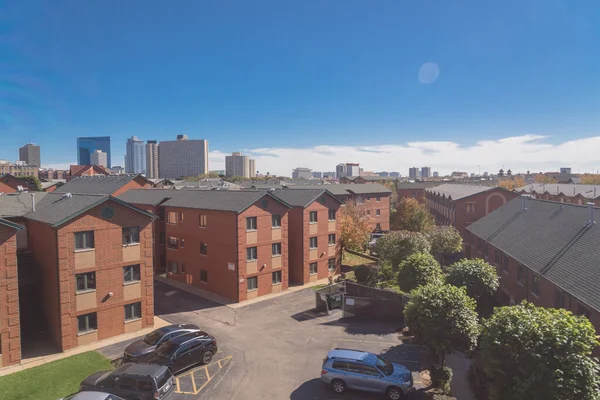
[[580, 173, 600, 185], [481, 302, 600, 400], [397, 252, 443, 292], [375, 230, 431, 268], [391, 197, 434, 232], [506, 169, 512, 176], [16, 175, 41, 191], [404, 282, 480, 365], [498, 168, 504, 177], [497, 177, 525, 191], [339, 200, 375, 251], [445, 259, 499, 301], [534, 174, 557, 184], [427, 226, 463, 263]]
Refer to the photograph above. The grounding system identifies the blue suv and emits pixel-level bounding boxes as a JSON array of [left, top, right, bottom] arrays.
[[321, 349, 414, 399]]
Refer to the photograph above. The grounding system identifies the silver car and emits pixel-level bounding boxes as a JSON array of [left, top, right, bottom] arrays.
[[321, 349, 414, 399]]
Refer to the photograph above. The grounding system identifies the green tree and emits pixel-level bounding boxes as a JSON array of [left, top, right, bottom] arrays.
[[391, 197, 434, 232], [445, 259, 499, 301], [16, 175, 42, 191], [427, 226, 463, 263], [375, 230, 431, 269], [397, 252, 443, 292], [481, 302, 600, 400], [404, 282, 480, 365]]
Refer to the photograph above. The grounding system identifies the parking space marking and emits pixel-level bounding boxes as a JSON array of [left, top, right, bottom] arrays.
[[174, 356, 232, 395]]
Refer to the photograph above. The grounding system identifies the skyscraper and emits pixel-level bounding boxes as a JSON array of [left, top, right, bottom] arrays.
[[292, 168, 312, 179], [90, 150, 108, 168], [158, 135, 208, 179], [336, 163, 360, 178], [146, 140, 159, 179], [409, 167, 418, 180], [421, 166, 431, 178], [248, 159, 256, 178], [225, 152, 256, 178], [336, 164, 345, 178], [77, 137, 111, 167], [125, 136, 146, 174], [19, 143, 41, 166]]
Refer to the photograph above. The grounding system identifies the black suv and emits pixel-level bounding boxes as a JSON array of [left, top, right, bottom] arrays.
[[79, 363, 175, 400], [124, 324, 199, 362], [139, 331, 218, 375]]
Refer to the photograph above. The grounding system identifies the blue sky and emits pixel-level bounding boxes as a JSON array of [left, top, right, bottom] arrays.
[[1, 0, 600, 175]]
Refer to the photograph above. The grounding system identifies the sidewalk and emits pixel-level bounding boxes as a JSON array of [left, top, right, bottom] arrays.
[[446, 352, 476, 400], [0, 316, 170, 377]]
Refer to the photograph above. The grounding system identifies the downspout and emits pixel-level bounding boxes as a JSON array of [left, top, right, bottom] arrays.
[[55, 228, 62, 350], [235, 212, 239, 302]]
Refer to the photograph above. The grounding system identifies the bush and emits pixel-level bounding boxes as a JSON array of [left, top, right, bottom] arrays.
[[425, 394, 456, 400], [354, 265, 378, 285], [397, 252, 443, 292], [430, 364, 453, 395], [378, 263, 395, 281], [375, 231, 431, 269]]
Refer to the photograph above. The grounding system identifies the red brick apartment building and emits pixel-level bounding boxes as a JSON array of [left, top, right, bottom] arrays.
[[467, 197, 600, 356], [0, 193, 155, 365], [272, 189, 343, 284], [0, 174, 37, 194], [68, 165, 110, 181], [57, 174, 151, 197], [396, 182, 441, 203], [515, 183, 600, 207], [425, 184, 518, 242]]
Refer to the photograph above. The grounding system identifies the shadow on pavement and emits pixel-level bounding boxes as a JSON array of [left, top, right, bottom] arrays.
[[380, 344, 424, 372], [320, 316, 404, 336], [154, 281, 223, 316]]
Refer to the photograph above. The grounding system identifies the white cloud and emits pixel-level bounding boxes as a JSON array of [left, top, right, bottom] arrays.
[[208, 135, 600, 177]]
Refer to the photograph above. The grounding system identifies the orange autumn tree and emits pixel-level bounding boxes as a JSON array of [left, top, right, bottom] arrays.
[[498, 177, 526, 191], [580, 174, 600, 185], [339, 200, 375, 251], [534, 174, 557, 184]]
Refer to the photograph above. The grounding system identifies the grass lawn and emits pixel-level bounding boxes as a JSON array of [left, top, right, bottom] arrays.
[[0, 351, 112, 400], [342, 250, 374, 267]]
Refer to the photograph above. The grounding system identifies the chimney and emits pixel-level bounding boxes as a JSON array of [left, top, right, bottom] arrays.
[[31, 193, 35, 212], [588, 202, 595, 225]]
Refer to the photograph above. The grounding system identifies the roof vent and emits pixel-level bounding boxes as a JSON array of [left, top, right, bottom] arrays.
[[588, 202, 595, 225], [61, 193, 72, 199]]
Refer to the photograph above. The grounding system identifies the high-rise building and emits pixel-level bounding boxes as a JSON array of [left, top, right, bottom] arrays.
[[559, 167, 572, 174], [158, 135, 208, 179], [225, 152, 256, 178], [19, 143, 41, 167], [336, 163, 360, 178], [77, 137, 111, 167], [433, 171, 440, 178], [90, 150, 108, 168], [390, 172, 400, 178], [146, 140, 159, 179], [292, 168, 312, 179], [421, 166, 431, 179], [312, 171, 323, 178], [323, 171, 336, 178], [336, 164, 345, 178], [125, 136, 146, 174], [409, 167, 418, 180]]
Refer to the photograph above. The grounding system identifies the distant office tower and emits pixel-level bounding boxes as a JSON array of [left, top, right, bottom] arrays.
[[158, 135, 208, 179], [77, 137, 111, 167], [409, 167, 418, 180], [292, 168, 312, 179], [390, 172, 400, 178], [336, 163, 360, 178], [336, 164, 345, 178], [90, 150, 108, 168], [110, 166, 125, 175], [125, 136, 146, 174], [312, 171, 323, 178], [421, 166, 431, 178], [378, 172, 390, 177], [146, 140, 159, 178], [19, 143, 41, 167], [225, 152, 256, 178], [559, 167, 572, 174], [433, 171, 439, 178], [323, 171, 336, 178]]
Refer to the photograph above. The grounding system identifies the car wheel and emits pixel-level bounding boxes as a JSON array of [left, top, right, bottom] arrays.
[[331, 379, 346, 394], [202, 350, 213, 364], [386, 386, 403, 400]]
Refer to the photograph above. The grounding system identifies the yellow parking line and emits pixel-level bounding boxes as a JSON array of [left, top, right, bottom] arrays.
[[218, 360, 222, 368], [176, 378, 181, 393], [205, 365, 211, 380]]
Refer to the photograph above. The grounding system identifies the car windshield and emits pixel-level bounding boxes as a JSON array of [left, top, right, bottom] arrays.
[[156, 369, 172, 389], [155, 341, 178, 358], [144, 330, 166, 345], [375, 355, 394, 376]]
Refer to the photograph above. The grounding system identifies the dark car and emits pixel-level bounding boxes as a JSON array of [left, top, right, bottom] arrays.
[[79, 363, 174, 400], [139, 331, 218, 375], [123, 324, 199, 362]]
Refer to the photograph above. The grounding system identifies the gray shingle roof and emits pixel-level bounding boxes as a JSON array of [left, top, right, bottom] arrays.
[[0, 192, 49, 218], [0, 218, 24, 230], [160, 190, 290, 213], [288, 183, 391, 196], [426, 184, 497, 200], [117, 189, 174, 206], [271, 189, 343, 207], [396, 182, 441, 190], [56, 175, 142, 195], [516, 183, 600, 200], [467, 198, 600, 312]]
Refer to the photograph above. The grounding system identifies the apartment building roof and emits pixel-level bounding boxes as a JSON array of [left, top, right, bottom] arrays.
[[0, 174, 39, 192], [271, 189, 344, 208], [426, 184, 498, 200], [288, 183, 392, 196], [0, 218, 24, 230], [0, 192, 49, 218], [396, 182, 441, 190], [69, 164, 110, 177], [117, 189, 175, 206], [26, 193, 156, 227], [56, 174, 147, 195], [515, 183, 600, 200], [467, 197, 600, 312], [161, 190, 291, 213]]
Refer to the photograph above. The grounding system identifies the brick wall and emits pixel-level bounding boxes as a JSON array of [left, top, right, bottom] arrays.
[[397, 188, 427, 203], [111, 177, 151, 197], [353, 193, 390, 231], [287, 208, 305, 285], [0, 225, 21, 366]]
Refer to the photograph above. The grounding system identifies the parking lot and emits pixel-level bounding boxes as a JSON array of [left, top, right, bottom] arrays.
[[101, 281, 425, 399]]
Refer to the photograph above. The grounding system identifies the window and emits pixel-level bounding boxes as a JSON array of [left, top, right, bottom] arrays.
[[272, 243, 282, 256], [167, 237, 178, 249], [200, 243, 207, 255], [76, 272, 96, 291], [179, 212, 184, 222], [309, 211, 318, 223], [376, 195, 381, 202], [123, 265, 141, 282], [167, 211, 178, 224], [122, 227, 140, 245], [376, 209, 381, 216], [466, 203, 476, 213], [272, 214, 281, 228], [367, 210, 371, 215], [517, 265, 526, 285], [555, 289, 566, 309], [328, 209, 336, 221], [247, 276, 258, 291], [159, 209, 165, 221], [75, 231, 94, 250], [309, 237, 318, 249], [328, 234, 336, 245], [376, 223, 381, 231], [332, 361, 349, 372], [328, 258, 336, 271], [531, 274, 540, 296], [168, 261, 178, 274], [200, 269, 208, 283], [159, 232, 166, 245], [246, 246, 257, 261], [199, 214, 207, 227], [180, 238, 185, 248], [77, 313, 97, 333], [272, 270, 282, 284], [309, 262, 317, 275], [366, 196, 371, 201], [502, 252, 509, 274], [124, 302, 141, 321], [246, 216, 257, 231]]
